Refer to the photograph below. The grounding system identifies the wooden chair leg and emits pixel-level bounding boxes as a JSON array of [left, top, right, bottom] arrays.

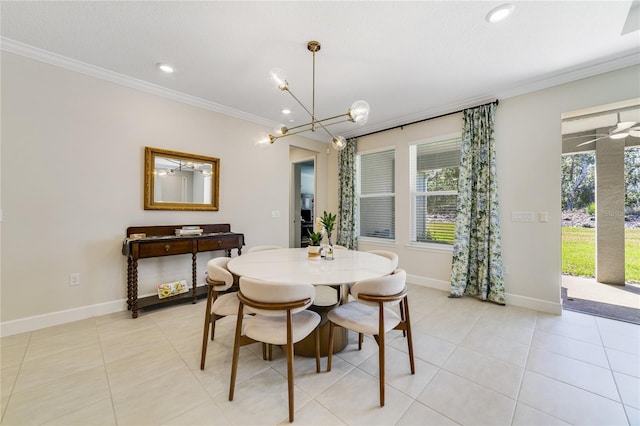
[[399, 299, 406, 337], [229, 304, 244, 401], [358, 332, 363, 350], [315, 326, 320, 373], [286, 311, 294, 423], [327, 321, 334, 372], [200, 285, 214, 370], [404, 296, 415, 374], [378, 302, 385, 407]]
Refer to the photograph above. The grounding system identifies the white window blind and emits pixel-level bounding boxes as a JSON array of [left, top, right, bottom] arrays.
[[357, 148, 395, 240], [410, 136, 461, 244]]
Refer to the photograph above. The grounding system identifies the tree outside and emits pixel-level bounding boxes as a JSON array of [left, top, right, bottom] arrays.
[[561, 147, 640, 283]]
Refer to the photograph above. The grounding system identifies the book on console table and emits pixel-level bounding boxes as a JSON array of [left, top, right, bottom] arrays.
[[175, 226, 203, 236]]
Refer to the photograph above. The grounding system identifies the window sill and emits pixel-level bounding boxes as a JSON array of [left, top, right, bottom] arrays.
[[405, 242, 453, 254], [357, 237, 398, 248]]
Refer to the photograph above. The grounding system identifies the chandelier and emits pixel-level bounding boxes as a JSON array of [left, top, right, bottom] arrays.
[[255, 41, 370, 151]]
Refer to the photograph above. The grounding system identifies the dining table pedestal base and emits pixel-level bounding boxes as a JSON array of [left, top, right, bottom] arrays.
[[294, 285, 348, 357]]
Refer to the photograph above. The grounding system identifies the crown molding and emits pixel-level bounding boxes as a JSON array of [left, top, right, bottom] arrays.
[[0, 37, 277, 129], [3, 37, 639, 143], [348, 50, 640, 139]]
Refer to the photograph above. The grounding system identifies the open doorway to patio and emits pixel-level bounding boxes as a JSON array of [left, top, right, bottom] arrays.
[[561, 100, 640, 324]]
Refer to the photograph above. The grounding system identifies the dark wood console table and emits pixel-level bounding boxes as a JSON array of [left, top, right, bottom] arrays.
[[123, 224, 244, 318]]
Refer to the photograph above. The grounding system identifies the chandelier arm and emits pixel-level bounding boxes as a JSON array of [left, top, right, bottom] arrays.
[[285, 114, 350, 133], [270, 126, 316, 140], [284, 88, 315, 121]]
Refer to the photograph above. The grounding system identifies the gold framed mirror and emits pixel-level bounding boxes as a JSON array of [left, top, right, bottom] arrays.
[[144, 147, 220, 211]]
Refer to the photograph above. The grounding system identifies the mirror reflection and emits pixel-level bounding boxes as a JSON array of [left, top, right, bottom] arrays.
[[144, 147, 220, 211]]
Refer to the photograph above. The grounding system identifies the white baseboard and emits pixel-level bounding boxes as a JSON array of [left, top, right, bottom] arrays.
[[1, 277, 563, 337], [0, 299, 127, 337], [505, 292, 563, 315], [407, 274, 562, 315], [406, 274, 451, 292]]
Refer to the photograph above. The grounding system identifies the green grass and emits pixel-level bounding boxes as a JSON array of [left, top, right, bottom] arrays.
[[562, 227, 640, 283], [425, 222, 455, 243]]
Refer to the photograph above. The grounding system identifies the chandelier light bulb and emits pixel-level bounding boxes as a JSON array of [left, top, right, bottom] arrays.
[[332, 136, 347, 151], [274, 125, 288, 136], [269, 68, 288, 91], [257, 41, 370, 150], [349, 100, 370, 125], [255, 133, 274, 148]]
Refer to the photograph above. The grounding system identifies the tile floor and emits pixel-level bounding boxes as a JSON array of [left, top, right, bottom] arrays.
[[1, 284, 639, 425]]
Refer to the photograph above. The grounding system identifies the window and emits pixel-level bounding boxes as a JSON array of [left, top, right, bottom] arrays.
[[410, 136, 461, 245], [357, 148, 395, 240]]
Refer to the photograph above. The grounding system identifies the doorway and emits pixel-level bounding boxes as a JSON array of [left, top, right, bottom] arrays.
[[561, 100, 640, 323], [289, 147, 317, 248]]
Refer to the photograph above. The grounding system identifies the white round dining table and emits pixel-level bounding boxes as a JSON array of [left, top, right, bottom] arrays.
[[227, 247, 396, 356], [227, 247, 395, 289]]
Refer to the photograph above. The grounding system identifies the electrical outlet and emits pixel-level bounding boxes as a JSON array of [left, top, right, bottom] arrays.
[[69, 273, 80, 286], [271, 210, 280, 218]]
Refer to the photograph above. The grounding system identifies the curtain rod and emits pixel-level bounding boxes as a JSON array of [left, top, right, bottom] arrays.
[[353, 99, 500, 139]]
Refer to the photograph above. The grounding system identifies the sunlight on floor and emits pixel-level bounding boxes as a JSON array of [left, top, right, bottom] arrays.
[[562, 275, 640, 309]]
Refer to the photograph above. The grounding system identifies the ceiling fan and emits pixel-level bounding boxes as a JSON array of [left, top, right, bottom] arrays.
[[571, 113, 640, 147]]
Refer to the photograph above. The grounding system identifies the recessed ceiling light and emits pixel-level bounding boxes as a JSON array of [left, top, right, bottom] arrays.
[[157, 63, 174, 73], [486, 3, 515, 23], [282, 108, 291, 115]]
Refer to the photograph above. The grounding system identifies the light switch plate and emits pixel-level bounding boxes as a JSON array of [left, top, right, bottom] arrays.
[[511, 211, 534, 222]]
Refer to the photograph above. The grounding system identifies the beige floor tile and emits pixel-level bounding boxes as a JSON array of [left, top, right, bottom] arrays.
[[627, 405, 640, 426], [526, 346, 620, 401], [531, 329, 609, 367], [459, 327, 529, 367], [396, 401, 458, 425], [443, 346, 524, 399], [41, 397, 116, 426], [511, 403, 570, 425], [519, 370, 628, 425], [357, 345, 437, 399], [2, 366, 110, 425], [12, 343, 104, 393], [393, 330, 456, 367], [160, 400, 231, 426], [278, 400, 346, 426], [315, 368, 413, 425], [607, 347, 640, 378], [112, 365, 211, 426], [614, 371, 640, 409], [2, 283, 640, 426], [213, 368, 312, 425], [416, 369, 515, 426]]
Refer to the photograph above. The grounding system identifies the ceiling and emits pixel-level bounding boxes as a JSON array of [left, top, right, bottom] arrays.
[[2, 1, 639, 143]]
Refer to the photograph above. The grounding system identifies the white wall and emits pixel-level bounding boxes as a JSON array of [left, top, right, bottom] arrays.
[[0, 52, 328, 334], [2, 49, 638, 335], [332, 64, 640, 314]]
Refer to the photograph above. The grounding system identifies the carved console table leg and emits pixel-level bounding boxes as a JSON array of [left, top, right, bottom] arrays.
[[131, 259, 139, 318], [192, 252, 198, 304], [127, 257, 133, 310]]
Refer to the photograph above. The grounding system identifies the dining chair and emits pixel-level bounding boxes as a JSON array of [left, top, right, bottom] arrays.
[[200, 257, 244, 370], [367, 249, 399, 269], [366, 250, 405, 336], [327, 268, 414, 407], [246, 245, 282, 253], [229, 277, 321, 423]]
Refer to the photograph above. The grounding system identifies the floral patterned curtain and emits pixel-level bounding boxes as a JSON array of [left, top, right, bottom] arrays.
[[337, 138, 358, 249], [450, 102, 505, 304]]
